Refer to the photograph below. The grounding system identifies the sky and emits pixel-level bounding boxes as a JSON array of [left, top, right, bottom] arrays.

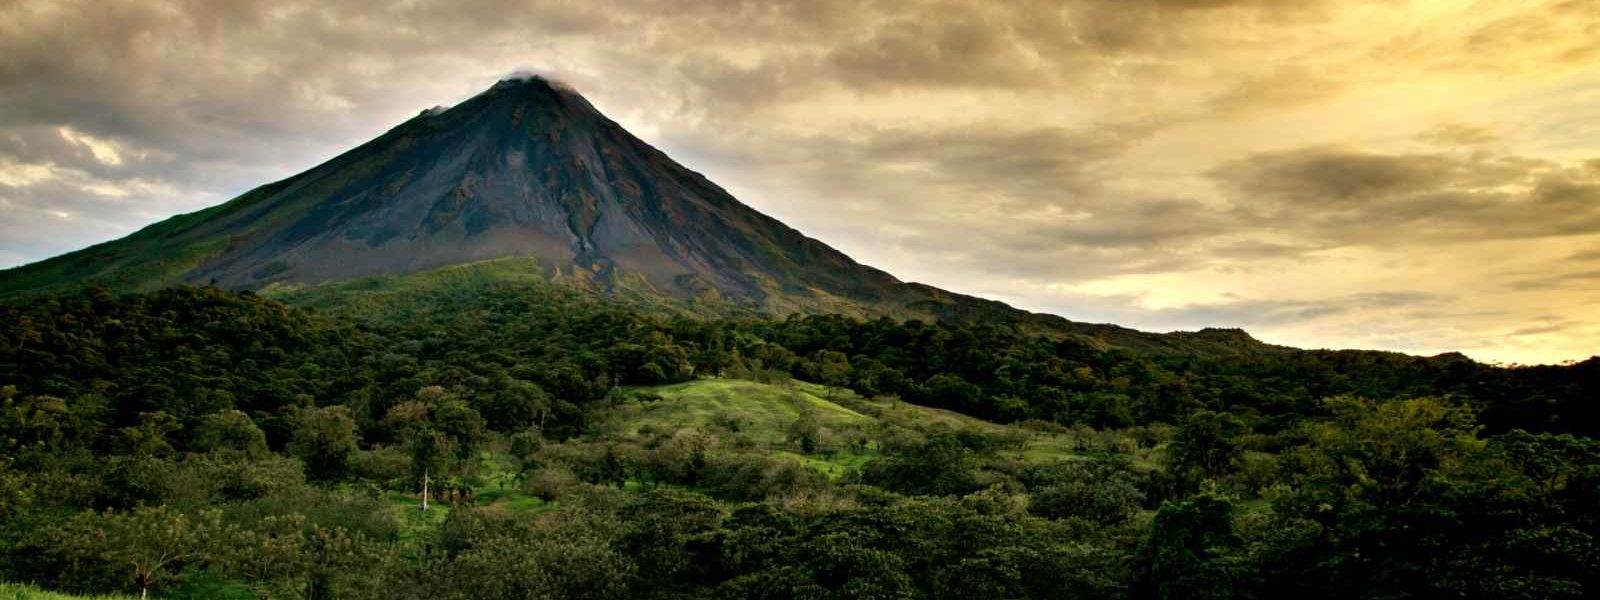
[[1, 0, 1597, 365]]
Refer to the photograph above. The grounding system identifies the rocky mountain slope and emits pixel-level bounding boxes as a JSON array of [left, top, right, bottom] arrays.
[[0, 76, 1267, 355]]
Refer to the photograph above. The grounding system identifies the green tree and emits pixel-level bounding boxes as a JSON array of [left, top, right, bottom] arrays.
[[920, 373, 982, 414], [213, 514, 311, 600], [410, 430, 453, 511], [0, 458, 32, 520], [642, 428, 712, 486], [191, 410, 268, 458], [384, 387, 487, 510], [1287, 396, 1480, 510], [1257, 397, 1589, 598], [0, 388, 69, 452], [287, 406, 359, 481], [598, 444, 629, 488], [115, 411, 181, 458], [436, 508, 632, 600], [862, 432, 981, 496], [50, 506, 220, 600], [788, 409, 821, 455], [813, 350, 851, 400], [303, 524, 384, 600], [1492, 429, 1600, 495], [1139, 494, 1247, 600], [620, 489, 725, 589], [509, 429, 544, 475], [1168, 410, 1248, 481], [1026, 459, 1146, 523]]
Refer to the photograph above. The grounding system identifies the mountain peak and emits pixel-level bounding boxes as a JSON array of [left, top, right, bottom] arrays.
[[0, 72, 906, 313], [480, 72, 589, 109], [0, 75, 1251, 355], [490, 71, 568, 90], [0, 76, 1286, 355]]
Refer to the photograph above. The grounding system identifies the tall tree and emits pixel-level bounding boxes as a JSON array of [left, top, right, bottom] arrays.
[[812, 350, 851, 400], [213, 514, 311, 600], [50, 506, 220, 600], [191, 409, 269, 458], [1168, 410, 1249, 481], [384, 386, 486, 510], [287, 406, 359, 481]]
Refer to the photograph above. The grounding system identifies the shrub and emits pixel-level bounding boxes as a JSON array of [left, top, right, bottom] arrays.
[[523, 465, 580, 502]]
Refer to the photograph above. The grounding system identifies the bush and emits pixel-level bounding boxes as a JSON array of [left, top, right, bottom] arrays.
[[190, 410, 268, 458], [1023, 459, 1146, 523], [1226, 451, 1280, 495], [351, 445, 412, 489], [862, 432, 982, 496], [700, 454, 830, 502], [522, 465, 580, 502]]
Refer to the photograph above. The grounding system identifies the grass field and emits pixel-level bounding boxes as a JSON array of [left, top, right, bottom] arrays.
[[264, 256, 748, 323], [370, 377, 1149, 548], [610, 379, 873, 446], [603, 378, 1126, 474], [0, 583, 138, 600]]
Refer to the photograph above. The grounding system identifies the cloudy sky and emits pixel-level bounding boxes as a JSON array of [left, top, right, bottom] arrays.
[[2, 0, 1598, 364]]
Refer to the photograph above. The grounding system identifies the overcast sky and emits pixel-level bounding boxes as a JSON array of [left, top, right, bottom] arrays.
[[2, 0, 1598, 364]]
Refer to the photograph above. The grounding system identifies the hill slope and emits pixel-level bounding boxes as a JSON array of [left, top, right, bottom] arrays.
[[0, 75, 1267, 354], [1, 77, 897, 307]]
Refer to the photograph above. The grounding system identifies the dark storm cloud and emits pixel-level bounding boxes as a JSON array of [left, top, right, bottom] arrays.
[[668, 0, 1347, 98], [0, 0, 1355, 246], [1205, 68, 1347, 117], [0, 128, 98, 171], [1210, 240, 1327, 260], [0, 0, 665, 168], [1032, 290, 1441, 334], [1567, 249, 1600, 262], [682, 118, 1233, 282], [1213, 147, 1600, 244], [1508, 269, 1600, 291], [841, 124, 1146, 203], [829, 7, 1046, 89], [0, 0, 646, 262], [1430, 0, 1600, 72], [1507, 317, 1578, 337], [1158, 292, 1440, 329], [1415, 123, 1501, 147]]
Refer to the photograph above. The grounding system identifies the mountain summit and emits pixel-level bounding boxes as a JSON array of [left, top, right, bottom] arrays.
[[6, 76, 890, 305], [191, 76, 920, 306], [0, 76, 1240, 352]]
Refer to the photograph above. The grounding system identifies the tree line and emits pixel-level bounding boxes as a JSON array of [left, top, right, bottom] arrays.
[[0, 285, 1596, 598]]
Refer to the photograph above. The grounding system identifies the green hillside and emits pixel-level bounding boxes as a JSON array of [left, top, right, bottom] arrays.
[[589, 378, 1112, 478], [608, 380, 873, 445], [2, 76, 1204, 355], [261, 256, 750, 323], [0, 583, 139, 600], [2, 285, 1596, 599]]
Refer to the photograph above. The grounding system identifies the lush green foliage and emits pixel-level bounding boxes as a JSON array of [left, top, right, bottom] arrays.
[[1, 285, 1596, 598], [0, 582, 140, 599]]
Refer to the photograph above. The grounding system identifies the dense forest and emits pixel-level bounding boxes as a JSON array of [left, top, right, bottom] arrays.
[[2, 284, 1597, 599]]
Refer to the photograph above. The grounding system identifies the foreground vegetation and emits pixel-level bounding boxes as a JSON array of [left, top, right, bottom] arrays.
[[0, 582, 139, 600], [2, 283, 1597, 598]]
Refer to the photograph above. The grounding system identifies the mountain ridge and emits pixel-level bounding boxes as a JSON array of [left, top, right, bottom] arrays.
[[0, 75, 1277, 356]]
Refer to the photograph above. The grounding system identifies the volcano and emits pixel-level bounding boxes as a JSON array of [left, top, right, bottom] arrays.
[[0, 75, 1256, 352]]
